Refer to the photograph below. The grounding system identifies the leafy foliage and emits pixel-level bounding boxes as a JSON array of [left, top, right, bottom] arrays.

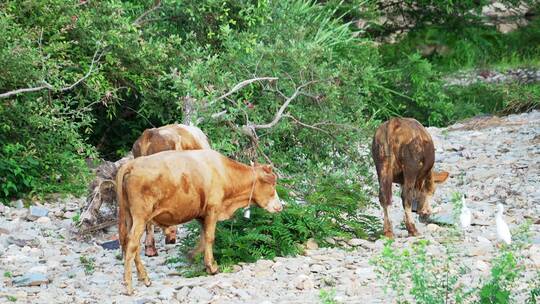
[[0, 100, 92, 201]]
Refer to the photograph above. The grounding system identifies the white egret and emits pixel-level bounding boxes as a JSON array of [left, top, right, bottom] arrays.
[[459, 195, 472, 230], [496, 203, 512, 245]]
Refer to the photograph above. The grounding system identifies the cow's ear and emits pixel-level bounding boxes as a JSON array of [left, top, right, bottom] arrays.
[[260, 171, 276, 184], [434, 171, 449, 183], [262, 165, 273, 174]]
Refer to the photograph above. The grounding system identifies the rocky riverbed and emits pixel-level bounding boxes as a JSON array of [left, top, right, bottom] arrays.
[[1, 111, 539, 303]]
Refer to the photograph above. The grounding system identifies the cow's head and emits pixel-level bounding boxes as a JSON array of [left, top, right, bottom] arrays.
[[416, 170, 449, 218], [252, 165, 283, 213]]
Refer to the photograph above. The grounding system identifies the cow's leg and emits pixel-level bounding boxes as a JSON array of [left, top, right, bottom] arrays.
[[202, 213, 219, 274], [144, 223, 158, 257], [164, 225, 177, 244], [188, 219, 204, 261], [377, 164, 394, 239], [134, 252, 151, 287], [124, 218, 146, 295], [401, 180, 419, 237]]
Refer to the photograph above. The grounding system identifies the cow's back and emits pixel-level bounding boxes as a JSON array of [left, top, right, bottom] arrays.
[[372, 118, 435, 181], [123, 150, 227, 224], [132, 124, 210, 157]]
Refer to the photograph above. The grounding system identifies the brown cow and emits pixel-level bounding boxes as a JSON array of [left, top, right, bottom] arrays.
[[371, 118, 449, 238], [116, 149, 283, 295], [132, 124, 211, 257]]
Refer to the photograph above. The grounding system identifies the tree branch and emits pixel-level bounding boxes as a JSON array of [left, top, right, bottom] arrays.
[[249, 80, 317, 130], [212, 77, 278, 103], [133, 0, 162, 26], [0, 83, 53, 99], [283, 113, 333, 137], [0, 48, 105, 99]]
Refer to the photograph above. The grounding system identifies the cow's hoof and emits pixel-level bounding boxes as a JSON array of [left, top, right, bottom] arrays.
[[165, 237, 176, 244], [407, 231, 420, 237], [143, 278, 152, 287], [383, 231, 394, 239], [206, 263, 219, 275], [145, 246, 158, 257], [125, 286, 134, 296]]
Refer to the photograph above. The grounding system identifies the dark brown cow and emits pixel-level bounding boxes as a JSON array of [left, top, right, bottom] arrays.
[[132, 124, 211, 257], [371, 118, 449, 238], [116, 150, 283, 295]]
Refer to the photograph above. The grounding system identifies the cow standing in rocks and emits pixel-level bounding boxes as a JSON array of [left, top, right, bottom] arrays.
[[132, 124, 211, 257], [116, 150, 283, 295], [372, 118, 449, 238]]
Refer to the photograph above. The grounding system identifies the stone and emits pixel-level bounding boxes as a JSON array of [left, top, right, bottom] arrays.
[[529, 245, 540, 268], [347, 238, 364, 247], [188, 286, 213, 302], [497, 23, 519, 34], [426, 213, 454, 226], [14, 199, 24, 209], [0, 227, 9, 235], [159, 287, 176, 300], [134, 298, 156, 304], [0, 204, 5, 214], [7, 235, 38, 248], [476, 260, 490, 272], [12, 273, 49, 287], [355, 267, 377, 281], [28, 266, 48, 274], [63, 211, 77, 219], [36, 217, 51, 224], [426, 223, 440, 232], [324, 237, 336, 245], [291, 274, 314, 290], [306, 238, 318, 250], [27, 206, 49, 220], [310, 264, 326, 273], [100, 239, 120, 250], [175, 287, 191, 300]]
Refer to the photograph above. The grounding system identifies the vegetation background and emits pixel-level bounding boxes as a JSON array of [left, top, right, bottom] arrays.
[[1, 0, 539, 269]]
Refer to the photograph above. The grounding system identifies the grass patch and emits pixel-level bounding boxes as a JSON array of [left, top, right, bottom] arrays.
[[80, 255, 95, 275]]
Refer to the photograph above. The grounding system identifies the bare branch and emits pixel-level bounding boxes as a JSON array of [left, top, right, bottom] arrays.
[[133, 0, 162, 26], [212, 77, 278, 103], [59, 48, 105, 92], [250, 80, 317, 130], [283, 113, 333, 137], [0, 48, 105, 99], [0, 83, 53, 99]]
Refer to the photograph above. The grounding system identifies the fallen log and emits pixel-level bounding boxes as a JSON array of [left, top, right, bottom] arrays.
[[79, 153, 133, 232]]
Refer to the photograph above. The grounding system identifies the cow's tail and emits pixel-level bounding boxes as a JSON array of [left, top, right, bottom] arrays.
[[116, 162, 132, 257]]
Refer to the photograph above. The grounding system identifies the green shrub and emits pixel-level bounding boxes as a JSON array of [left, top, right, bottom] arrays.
[[0, 100, 93, 202]]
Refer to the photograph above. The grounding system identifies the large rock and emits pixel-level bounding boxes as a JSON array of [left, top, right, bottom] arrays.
[[188, 286, 213, 303], [159, 287, 176, 301], [27, 206, 49, 221], [13, 273, 49, 287], [529, 245, 540, 268], [290, 274, 314, 290], [306, 238, 319, 250]]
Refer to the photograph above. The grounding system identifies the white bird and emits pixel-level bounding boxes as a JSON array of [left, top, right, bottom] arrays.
[[496, 203, 512, 245], [459, 195, 472, 230]]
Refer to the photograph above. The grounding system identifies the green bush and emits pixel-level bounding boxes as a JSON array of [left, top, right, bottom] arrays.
[[0, 100, 93, 201]]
